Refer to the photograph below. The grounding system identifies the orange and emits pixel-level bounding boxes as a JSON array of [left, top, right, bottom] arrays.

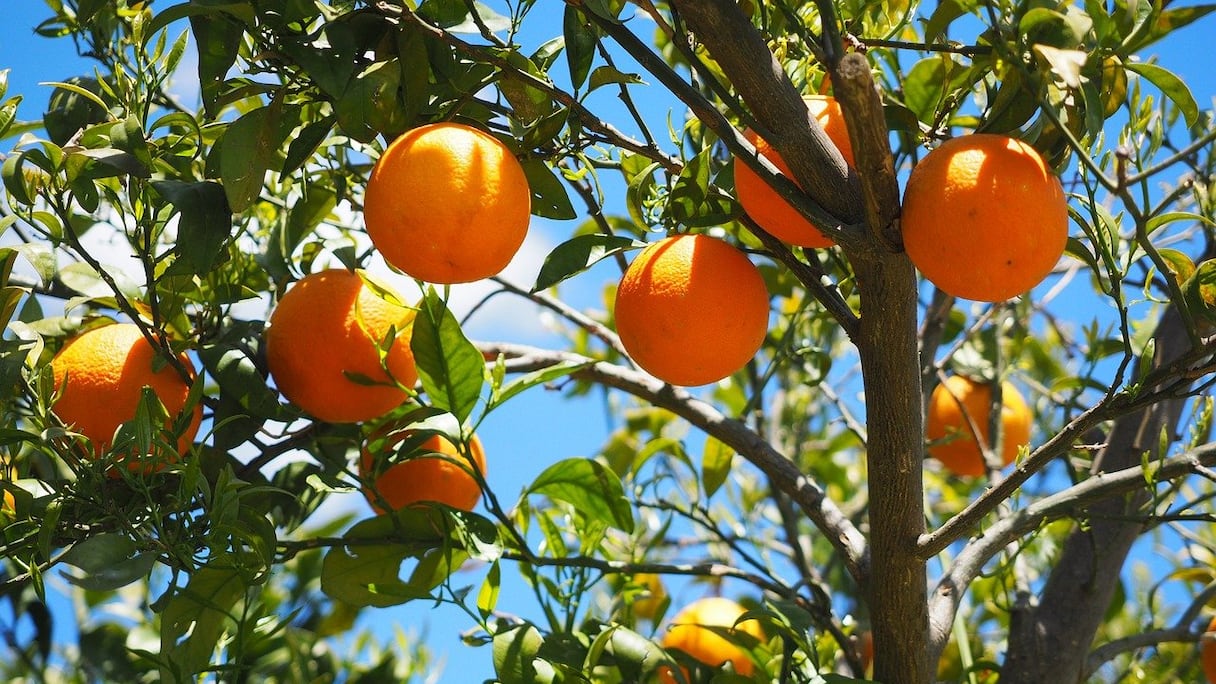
[[359, 430, 486, 513], [631, 573, 668, 621], [266, 269, 418, 423], [364, 122, 532, 284], [926, 375, 1032, 477], [1202, 616, 1216, 683], [614, 234, 769, 386], [658, 596, 764, 683], [50, 322, 202, 468], [733, 95, 854, 248], [901, 133, 1068, 302]]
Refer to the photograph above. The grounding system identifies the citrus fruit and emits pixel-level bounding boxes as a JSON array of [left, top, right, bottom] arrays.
[[614, 234, 770, 386], [50, 322, 202, 467], [359, 430, 486, 513], [901, 133, 1068, 302], [1201, 616, 1216, 683], [364, 121, 532, 284], [658, 596, 764, 683], [265, 269, 418, 423], [926, 375, 1032, 477], [631, 573, 668, 621], [733, 95, 854, 248]]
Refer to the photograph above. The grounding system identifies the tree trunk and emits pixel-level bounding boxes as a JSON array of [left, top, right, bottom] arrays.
[[1002, 305, 1198, 682]]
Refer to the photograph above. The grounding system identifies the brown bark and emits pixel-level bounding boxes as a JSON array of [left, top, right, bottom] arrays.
[[667, 3, 927, 681]]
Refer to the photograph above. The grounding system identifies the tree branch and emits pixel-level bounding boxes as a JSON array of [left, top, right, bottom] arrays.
[[476, 341, 869, 583]]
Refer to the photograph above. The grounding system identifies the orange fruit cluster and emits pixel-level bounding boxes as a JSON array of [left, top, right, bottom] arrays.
[[359, 430, 487, 514], [734, 95, 854, 248], [50, 322, 202, 471], [615, 234, 770, 387], [364, 122, 532, 284], [926, 375, 1031, 477], [658, 596, 764, 683], [901, 133, 1068, 302]]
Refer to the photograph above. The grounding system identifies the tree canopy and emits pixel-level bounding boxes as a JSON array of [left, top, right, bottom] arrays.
[[2, 1, 1216, 683]]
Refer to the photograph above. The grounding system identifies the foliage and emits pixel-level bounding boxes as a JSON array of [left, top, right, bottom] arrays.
[[0, 0, 1214, 682]]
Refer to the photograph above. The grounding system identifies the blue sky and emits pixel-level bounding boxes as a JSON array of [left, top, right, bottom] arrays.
[[2, 2, 1215, 682]]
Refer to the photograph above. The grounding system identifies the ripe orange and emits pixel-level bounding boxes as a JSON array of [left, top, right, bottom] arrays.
[[50, 322, 201, 467], [614, 234, 770, 387], [901, 133, 1068, 302], [1201, 616, 1216, 683], [266, 269, 418, 423], [359, 430, 486, 513], [733, 95, 854, 248], [364, 122, 532, 284], [658, 596, 764, 683], [926, 375, 1032, 477]]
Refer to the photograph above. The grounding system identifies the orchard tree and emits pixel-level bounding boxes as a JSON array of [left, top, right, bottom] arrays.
[[1, 0, 1215, 683]]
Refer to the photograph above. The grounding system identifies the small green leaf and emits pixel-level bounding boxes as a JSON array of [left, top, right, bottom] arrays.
[[527, 458, 634, 533], [588, 65, 645, 92], [701, 437, 734, 497], [477, 560, 501, 618], [532, 233, 641, 292], [1124, 62, 1199, 127], [411, 289, 485, 425], [492, 360, 594, 408], [197, 341, 287, 420]]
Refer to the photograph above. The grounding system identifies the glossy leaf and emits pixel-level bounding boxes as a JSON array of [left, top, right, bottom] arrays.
[[527, 458, 634, 533], [532, 233, 640, 292], [411, 288, 485, 425]]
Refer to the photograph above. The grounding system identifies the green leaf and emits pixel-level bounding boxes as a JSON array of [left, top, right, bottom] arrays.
[[521, 158, 576, 221], [532, 233, 641, 292], [60, 533, 157, 591], [588, 65, 645, 92], [492, 360, 594, 408], [197, 341, 287, 420], [336, 60, 408, 142], [411, 289, 485, 425], [219, 105, 282, 212], [527, 458, 634, 533], [188, 12, 245, 116], [493, 622, 557, 684], [701, 437, 734, 498], [563, 6, 597, 90], [1124, 62, 1199, 127], [319, 507, 466, 607], [477, 560, 501, 618], [158, 565, 244, 679], [666, 147, 733, 228], [151, 180, 233, 275]]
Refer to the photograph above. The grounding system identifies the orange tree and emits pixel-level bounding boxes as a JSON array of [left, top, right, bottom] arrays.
[[1, 1, 1215, 682]]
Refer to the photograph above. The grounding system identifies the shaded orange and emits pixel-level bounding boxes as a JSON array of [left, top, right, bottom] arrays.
[[733, 95, 854, 248], [266, 269, 418, 423], [631, 572, 667, 621], [926, 375, 1031, 477], [364, 122, 531, 284], [658, 597, 764, 683], [359, 430, 486, 513], [1202, 616, 1216, 683], [901, 134, 1068, 302], [51, 322, 202, 469], [614, 234, 770, 387]]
